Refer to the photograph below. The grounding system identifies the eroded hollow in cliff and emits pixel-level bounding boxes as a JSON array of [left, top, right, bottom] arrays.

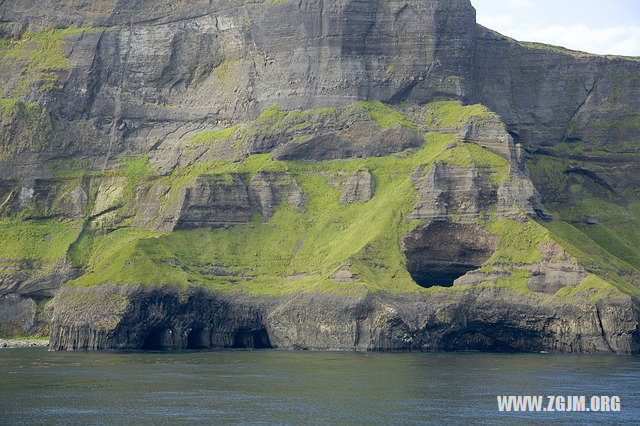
[[141, 327, 172, 350], [232, 328, 271, 349], [186, 327, 208, 349], [402, 221, 498, 288]]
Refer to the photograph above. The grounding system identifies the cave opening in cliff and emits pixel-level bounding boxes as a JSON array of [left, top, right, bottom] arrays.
[[402, 221, 498, 288], [442, 322, 539, 352], [186, 328, 208, 349], [232, 328, 271, 349], [141, 327, 170, 350]]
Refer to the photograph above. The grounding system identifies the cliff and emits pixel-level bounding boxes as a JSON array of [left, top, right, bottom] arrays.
[[0, 0, 639, 352]]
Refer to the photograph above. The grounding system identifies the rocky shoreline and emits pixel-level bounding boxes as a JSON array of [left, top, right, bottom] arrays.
[[48, 285, 640, 354]]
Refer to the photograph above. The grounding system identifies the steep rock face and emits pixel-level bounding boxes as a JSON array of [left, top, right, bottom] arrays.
[[272, 124, 424, 161], [409, 162, 496, 222], [49, 285, 640, 354], [174, 175, 253, 230], [49, 285, 271, 351], [0, 261, 78, 300], [1, 0, 640, 352], [457, 115, 522, 174], [248, 172, 305, 221], [0, 294, 50, 337], [0, 99, 107, 180], [0, 178, 89, 220], [472, 26, 640, 153], [0, 0, 476, 167], [496, 178, 547, 220], [340, 170, 375, 204], [454, 243, 589, 296], [472, 26, 640, 220], [409, 104, 547, 222], [1, 0, 638, 179], [90, 172, 307, 231]]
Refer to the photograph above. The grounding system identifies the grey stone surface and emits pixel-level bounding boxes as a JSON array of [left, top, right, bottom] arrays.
[[409, 162, 496, 222], [174, 175, 253, 230], [1, 0, 639, 352], [248, 172, 305, 221], [49, 284, 640, 354], [340, 170, 374, 204]]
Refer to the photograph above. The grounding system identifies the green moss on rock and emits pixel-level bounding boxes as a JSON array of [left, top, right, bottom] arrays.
[[424, 101, 495, 128], [0, 218, 81, 262], [350, 101, 418, 130], [188, 125, 241, 144], [0, 27, 102, 92]]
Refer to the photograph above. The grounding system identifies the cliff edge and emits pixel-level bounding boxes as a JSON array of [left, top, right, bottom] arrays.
[[0, 0, 638, 352]]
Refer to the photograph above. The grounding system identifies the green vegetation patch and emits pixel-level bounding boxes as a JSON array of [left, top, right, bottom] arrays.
[[69, 132, 461, 294], [48, 159, 101, 179], [478, 269, 532, 295], [112, 155, 157, 177], [0, 27, 102, 91], [483, 218, 552, 265], [424, 101, 495, 128], [435, 142, 510, 184], [0, 218, 81, 262], [188, 125, 241, 144], [350, 101, 418, 130], [543, 219, 640, 300], [553, 197, 640, 274], [1, 97, 627, 301], [0, 97, 40, 115], [0, 27, 97, 71], [555, 274, 624, 303], [239, 105, 340, 140]]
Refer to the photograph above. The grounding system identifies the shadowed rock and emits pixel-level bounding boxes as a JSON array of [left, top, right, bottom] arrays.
[[48, 284, 640, 354], [402, 221, 498, 288]]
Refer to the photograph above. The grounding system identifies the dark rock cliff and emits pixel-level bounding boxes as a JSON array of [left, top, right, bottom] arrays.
[[0, 0, 476, 178], [1, 0, 639, 352], [50, 284, 640, 354]]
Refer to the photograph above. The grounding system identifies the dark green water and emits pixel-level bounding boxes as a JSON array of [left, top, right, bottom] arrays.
[[0, 349, 638, 424]]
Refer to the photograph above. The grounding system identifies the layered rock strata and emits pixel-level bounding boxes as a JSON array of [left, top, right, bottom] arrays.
[[50, 285, 640, 354], [0, 0, 639, 352]]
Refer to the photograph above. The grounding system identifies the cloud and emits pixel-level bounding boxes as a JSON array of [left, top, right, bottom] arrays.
[[506, 0, 534, 9], [476, 13, 517, 29], [509, 24, 640, 56], [475, 13, 640, 56]]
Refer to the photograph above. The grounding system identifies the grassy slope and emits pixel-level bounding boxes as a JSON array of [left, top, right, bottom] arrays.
[[57, 102, 637, 300], [527, 143, 640, 300], [0, 219, 81, 262], [2, 100, 638, 300], [69, 133, 455, 294]]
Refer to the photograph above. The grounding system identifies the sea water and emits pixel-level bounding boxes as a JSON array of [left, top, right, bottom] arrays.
[[0, 349, 638, 424]]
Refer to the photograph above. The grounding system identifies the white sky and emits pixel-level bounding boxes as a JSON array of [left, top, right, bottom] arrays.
[[471, 0, 640, 56]]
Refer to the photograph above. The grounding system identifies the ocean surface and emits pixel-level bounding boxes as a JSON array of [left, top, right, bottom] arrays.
[[0, 349, 638, 424]]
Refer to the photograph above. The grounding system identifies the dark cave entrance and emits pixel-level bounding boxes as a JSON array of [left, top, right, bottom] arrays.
[[442, 322, 540, 353], [141, 327, 171, 350], [232, 328, 271, 349], [402, 221, 498, 288], [186, 328, 208, 349]]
